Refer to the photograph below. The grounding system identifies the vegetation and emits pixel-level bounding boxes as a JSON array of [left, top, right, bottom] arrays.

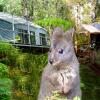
[[0, 41, 19, 66], [80, 64, 100, 100], [0, 0, 68, 20], [35, 18, 74, 32], [0, 41, 100, 100], [0, 41, 48, 100], [0, 63, 12, 100], [0, 0, 100, 100], [45, 91, 80, 100]]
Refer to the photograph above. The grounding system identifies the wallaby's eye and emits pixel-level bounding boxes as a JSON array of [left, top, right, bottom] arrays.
[[58, 49, 63, 54]]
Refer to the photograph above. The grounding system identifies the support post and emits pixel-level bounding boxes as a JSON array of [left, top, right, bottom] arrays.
[[12, 15, 15, 43], [27, 20, 31, 44]]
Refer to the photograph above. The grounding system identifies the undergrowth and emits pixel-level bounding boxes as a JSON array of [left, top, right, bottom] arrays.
[[0, 41, 100, 100]]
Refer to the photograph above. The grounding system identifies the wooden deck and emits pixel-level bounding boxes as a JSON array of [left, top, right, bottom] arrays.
[[12, 43, 50, 48], [12, 43, 50, 53]]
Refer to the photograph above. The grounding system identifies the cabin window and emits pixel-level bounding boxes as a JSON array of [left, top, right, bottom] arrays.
[[90, 34, 100, 50], [18, 29, 29, 44], [30, 31, 36, 45], [39, 33, 46, 45]]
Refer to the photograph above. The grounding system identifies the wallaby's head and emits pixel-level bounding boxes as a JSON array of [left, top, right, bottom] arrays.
[[48, 27, 75, 68]]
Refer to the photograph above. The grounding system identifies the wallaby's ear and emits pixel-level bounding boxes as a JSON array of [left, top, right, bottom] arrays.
[[64, 28, 75, 41], [50, 27, 64, 48], [51, 27, 64, 41], [52, 27, 64, 36]]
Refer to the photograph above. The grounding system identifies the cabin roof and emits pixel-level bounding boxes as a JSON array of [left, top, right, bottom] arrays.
[[81, 23, 100, 34], [92, 23, 100, 30], [0, 12, 46, 31]]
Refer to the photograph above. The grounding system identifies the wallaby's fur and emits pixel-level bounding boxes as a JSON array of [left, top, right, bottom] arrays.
[[38, 28, 81, 100]]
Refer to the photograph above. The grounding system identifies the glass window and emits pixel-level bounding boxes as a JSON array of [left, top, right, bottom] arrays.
[[30, 31, 36, 45], [18, 29, 29, 44], [39, 33, 46, 45]]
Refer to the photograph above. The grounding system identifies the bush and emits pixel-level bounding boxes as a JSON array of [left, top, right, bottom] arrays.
[[0, 41, 19, 66], [13, 53, 48, 100], [0, 63, 12, 100], [0, 63, 8, 77]]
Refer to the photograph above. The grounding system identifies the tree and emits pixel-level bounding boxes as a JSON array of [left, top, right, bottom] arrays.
[[0, 0, 22, 15], [66, 0, 96, 30], [96, 0, 100, 21], [35, 18, 74, 33], [0, 0, 68, 21]]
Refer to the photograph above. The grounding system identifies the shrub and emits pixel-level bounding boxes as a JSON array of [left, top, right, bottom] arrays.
[[0, 63, 8, 77], [0, 63, 12, 100], [0, 41, 19, 66]]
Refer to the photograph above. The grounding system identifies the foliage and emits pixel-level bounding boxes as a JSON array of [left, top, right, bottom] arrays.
[[0, 63, 12, 100], [0, 0, 22, 15], [74, 33, 89, 46], [96, 0, 100, 18], [8, 51, 47, 100], [35, 18, 75, 33], [0, 41, 19, 66], [45, 91, 66, 100], [0, 0, 68, 20], [66, 0, 96, 30], [0, 37, 100, 100], [46, 91, 81, 100], [0, 63, 8, 77], [0, 0, 99, 100], [66, 0, 87, 4]]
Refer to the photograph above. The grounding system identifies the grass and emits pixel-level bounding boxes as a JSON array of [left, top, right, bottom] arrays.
[[11, 53, 47, 100]]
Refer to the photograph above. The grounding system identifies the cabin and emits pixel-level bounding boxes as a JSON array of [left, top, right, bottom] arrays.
[[82, 23, 100, 50], [81, 23, 100, 75], [0, 12, 49, 49]]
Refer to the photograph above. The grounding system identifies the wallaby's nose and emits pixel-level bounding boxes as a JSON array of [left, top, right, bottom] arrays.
[[49, 59, 53, 64]]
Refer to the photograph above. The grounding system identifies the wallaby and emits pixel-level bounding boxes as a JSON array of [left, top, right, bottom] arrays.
[[38, 27, 81, 100]]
